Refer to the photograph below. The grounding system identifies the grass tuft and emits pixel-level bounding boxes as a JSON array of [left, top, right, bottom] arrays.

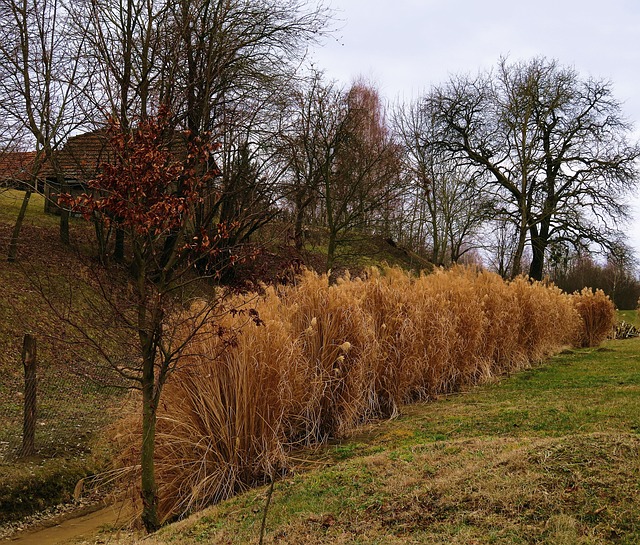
[[572, 287, 616, 347]]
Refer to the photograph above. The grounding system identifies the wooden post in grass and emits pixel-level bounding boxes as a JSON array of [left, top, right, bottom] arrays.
[[20, 334, 37, 457]]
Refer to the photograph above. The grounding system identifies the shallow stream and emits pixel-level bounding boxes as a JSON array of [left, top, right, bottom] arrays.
[[3, 503, 129, 545]]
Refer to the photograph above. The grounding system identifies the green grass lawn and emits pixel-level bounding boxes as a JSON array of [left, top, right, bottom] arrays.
[[111, 334, 640, 545], [618, 309, 640, 328], [0, 189, 59, 228]]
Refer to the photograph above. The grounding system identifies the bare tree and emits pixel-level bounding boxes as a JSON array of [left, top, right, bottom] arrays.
[[159, 0, 331, 270], [393, 98, 492, 266], [427, 57, 640, 280], [74, 0, 168, 125], [280, 71, 340, 250], [72, 0, 331, 265], [160, 0, 330, 135], [55, 111, 253, 532], [323, 81, 403, 272], [68, 0, 170, 260], [483, 215, 527, 278], [281, 76, 403, 275], [0, 0, 89, 248], [198, 94, 290, 279]]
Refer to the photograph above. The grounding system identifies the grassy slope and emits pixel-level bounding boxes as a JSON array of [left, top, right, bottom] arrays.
[[107, 329, 640, 545], [3, 189, 639, 541], [0, 190, 124, 521], [618, 309, 639, 327]]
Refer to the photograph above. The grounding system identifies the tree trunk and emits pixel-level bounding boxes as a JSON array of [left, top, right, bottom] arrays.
[[136, 255, 160, 532], [8, 189, 32, 262], [529, 193, 554, 281], [140, 355, 159, 532], [326, 230, 338, 284], [528, 235, 546, 281], [293, 207, 305, 251], [93, 213, 109, 266], [510, 208, 529, 279], [529, 215, 551, 281], [114, 228, 125, 262]]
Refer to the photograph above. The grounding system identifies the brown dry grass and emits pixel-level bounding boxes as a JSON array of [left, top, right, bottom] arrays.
[[572, 287, 617, 347], [112, 266, 588, 523]]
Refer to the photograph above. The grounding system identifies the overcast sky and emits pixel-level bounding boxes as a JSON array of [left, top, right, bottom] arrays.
[[310, 0, 640, 257]]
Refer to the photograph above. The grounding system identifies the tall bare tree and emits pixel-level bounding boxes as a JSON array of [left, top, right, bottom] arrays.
[[69, 0, 170, 260], [322, 81, 402, 272], [74, 0, 331, 265], [76, 0, 167, 125], [160, 0, 331, 266], [281, 76, 403, 275], [55, 111, 246, 532], [280, 71, 340, 250], [428, 57, 640, 280], [160, 0, 329, 134]]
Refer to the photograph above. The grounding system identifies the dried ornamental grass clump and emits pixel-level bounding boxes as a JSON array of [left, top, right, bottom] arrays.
[[112, 266, 583, 523], [572, 287, 617, 347], [510, 276, 581, 361]]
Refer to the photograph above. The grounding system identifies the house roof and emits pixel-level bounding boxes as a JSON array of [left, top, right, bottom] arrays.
[[41, 130, 112, 181], [0, 151, 39, 182], [5, 127, 199, 185], [1, 131, 111, 184]]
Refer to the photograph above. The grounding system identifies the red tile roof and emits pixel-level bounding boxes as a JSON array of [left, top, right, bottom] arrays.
[[4, 128, 194, 184], [41, 130, 112, 181], [0, 151, 39, 182]]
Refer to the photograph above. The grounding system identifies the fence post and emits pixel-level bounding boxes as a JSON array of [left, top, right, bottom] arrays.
[[20, 334, 37, 458]]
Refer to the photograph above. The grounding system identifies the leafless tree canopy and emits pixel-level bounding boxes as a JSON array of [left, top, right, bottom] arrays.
[[2, 4, 636, 279], [424, 57, 639, 279], [393, 98, 493, 266]]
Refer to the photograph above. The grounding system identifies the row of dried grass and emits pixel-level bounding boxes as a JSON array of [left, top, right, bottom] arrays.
[[112, 266, 610, 524]]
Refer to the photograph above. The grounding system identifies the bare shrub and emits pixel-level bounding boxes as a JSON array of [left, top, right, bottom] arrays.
[[572, 288, 617, 347], [112, 266, 582, 522]]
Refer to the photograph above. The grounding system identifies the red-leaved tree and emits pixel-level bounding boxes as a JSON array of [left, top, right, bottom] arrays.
[[63, 109, 243, 532]]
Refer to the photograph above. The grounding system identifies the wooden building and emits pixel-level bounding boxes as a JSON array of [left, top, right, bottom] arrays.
[[41, 130, 111, 215]]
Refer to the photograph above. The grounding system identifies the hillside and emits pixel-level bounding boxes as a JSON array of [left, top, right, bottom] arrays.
[[0, 191, 127, 523], [2, 189, 638, 544]]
